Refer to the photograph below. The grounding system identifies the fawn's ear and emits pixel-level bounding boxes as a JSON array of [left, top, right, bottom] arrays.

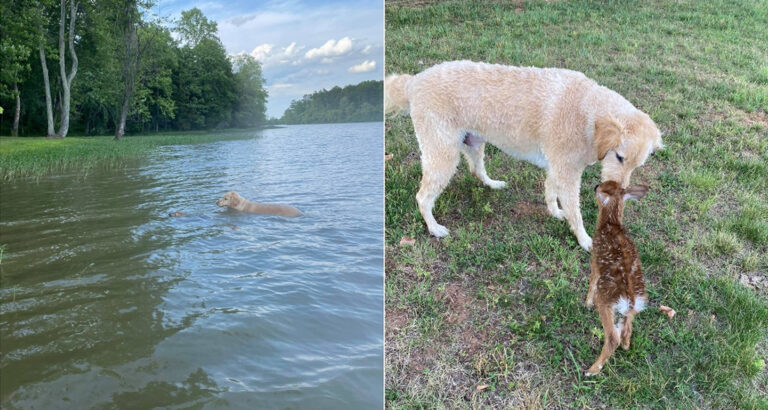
[[596, 190, 611, 205], [623, 184, 649, 202], [595, 115, 623, 160]]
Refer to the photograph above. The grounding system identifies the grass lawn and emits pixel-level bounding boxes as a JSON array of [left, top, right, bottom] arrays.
[[0, 129, 270, 180], [385, 0, 768, 408]]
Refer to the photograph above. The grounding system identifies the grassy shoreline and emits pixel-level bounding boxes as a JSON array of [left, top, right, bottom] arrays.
[[0, 129, 272, 181], [385, 0, 767, 408]]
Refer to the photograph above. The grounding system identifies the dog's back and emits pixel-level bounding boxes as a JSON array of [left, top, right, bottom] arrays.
[[242, 201, 301, 217]]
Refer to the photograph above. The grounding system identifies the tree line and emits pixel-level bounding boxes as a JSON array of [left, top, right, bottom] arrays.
[[280, 80, 383, 125], [0, 2, 268, 139]]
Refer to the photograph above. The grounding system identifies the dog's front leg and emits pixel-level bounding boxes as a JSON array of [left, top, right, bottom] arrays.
[[555, 172, 592, 251]]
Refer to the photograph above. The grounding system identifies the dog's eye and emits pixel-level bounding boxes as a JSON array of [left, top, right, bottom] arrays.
[[616, 153, 624, 164]]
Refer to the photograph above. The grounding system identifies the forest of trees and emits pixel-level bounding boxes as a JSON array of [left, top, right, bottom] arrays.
[[280, 81, 382, 125], [0, 2, 267, 138]]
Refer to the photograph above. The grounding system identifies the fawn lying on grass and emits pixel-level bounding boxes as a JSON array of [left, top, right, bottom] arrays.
[[585, 181, 649, 376]]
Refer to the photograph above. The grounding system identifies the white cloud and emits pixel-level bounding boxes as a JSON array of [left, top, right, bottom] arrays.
[[305, 37, 353, 59], [284, 42, 298, 56], [246, 42, 305, 68], [212, 2, 383, 117], [348, 60, 376, 73], [250, 44, 274, 62], [362, 45, 372, 54]]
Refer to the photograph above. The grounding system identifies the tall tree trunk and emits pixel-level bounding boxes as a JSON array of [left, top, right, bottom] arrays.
[[56, 0, 79, 138], [115, 6, 138, 141], [39, 44, 55, 137], [115, 93, 131, 140], [12, 83, 21, 137]]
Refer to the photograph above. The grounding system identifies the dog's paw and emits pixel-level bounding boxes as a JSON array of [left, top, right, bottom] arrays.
[[550, 208, 565, 220], [486, 179, 506, 190], [578, 236, 593, 252], [429, 224, 450, 238]]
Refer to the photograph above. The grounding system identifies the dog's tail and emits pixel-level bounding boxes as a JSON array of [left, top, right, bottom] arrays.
[[384, 74, 413, 115]]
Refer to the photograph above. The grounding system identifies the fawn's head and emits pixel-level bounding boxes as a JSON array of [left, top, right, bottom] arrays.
[[595, 181, 649, 224]]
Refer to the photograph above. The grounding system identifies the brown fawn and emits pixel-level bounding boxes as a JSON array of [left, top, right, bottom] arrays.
[[585, 181, 649, 376]]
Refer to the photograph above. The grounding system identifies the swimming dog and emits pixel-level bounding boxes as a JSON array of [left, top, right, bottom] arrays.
[[217, 191, 301, 217]]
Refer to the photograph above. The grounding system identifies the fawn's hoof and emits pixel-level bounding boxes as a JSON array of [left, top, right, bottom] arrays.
[[585, 365, 602, 376], [621, 340, 630, 350]]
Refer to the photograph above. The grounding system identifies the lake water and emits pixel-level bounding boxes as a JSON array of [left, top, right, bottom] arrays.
[[0, 123, 383, 409]]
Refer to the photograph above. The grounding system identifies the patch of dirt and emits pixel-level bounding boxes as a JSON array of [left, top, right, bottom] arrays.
[[739, 274, 767, 292], [404, 346, 439, 378], [439, 282, 472, 324], [512, 201, 549, 217], [744, 111, 768, 128], [458, 326, 489, 357], [386, 307, 410, 338], [438, 281, 492, 357]]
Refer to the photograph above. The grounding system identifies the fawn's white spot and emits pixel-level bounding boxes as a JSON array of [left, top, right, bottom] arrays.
[[634, 296, 646, 312], [614, 296, 630, 315]]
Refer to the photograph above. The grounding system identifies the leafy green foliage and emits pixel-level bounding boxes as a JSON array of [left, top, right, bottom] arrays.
[[280, 80, 382, 124], [175, 7, 218, 48], [231, 54, 268, 128], [0, 6, 267, 136]]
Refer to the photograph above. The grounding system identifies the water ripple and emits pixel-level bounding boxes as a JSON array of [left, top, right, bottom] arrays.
[[0, 123, 383, 409]]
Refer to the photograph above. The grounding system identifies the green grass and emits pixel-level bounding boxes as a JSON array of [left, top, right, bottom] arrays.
[[385, 0, 768, 408], [0, 129, 268, 180]]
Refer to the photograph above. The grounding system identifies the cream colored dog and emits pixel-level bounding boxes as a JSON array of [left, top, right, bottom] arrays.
[[217, 191, 301, 217], [385, 61, 663, 250]]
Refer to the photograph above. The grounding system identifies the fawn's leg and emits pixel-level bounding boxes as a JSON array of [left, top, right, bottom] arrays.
[[586, 259, 600, 308], [586, 304, 619, 376], [620, 310, 637, 350]]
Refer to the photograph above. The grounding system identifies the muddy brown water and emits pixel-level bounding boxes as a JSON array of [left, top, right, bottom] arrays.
[[0, 123, 383, 409]]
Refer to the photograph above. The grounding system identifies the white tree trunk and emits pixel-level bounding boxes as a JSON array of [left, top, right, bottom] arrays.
[[12, 83, 20, 137], [39, 44, 55, 137], [56, 0, 79, 138]]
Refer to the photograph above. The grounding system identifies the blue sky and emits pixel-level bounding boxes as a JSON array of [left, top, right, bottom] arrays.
[[154, 0, 383, 118]]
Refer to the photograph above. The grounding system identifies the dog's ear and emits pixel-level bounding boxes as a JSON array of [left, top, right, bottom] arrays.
[[623, 184, 649, 202], [595, 115, 623, 160], [230, 193, 241, 207]]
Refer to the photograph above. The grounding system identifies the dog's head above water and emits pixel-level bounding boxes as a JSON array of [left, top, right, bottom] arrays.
[[217, 191, 243, 208], [595, 112, 663, 188]]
